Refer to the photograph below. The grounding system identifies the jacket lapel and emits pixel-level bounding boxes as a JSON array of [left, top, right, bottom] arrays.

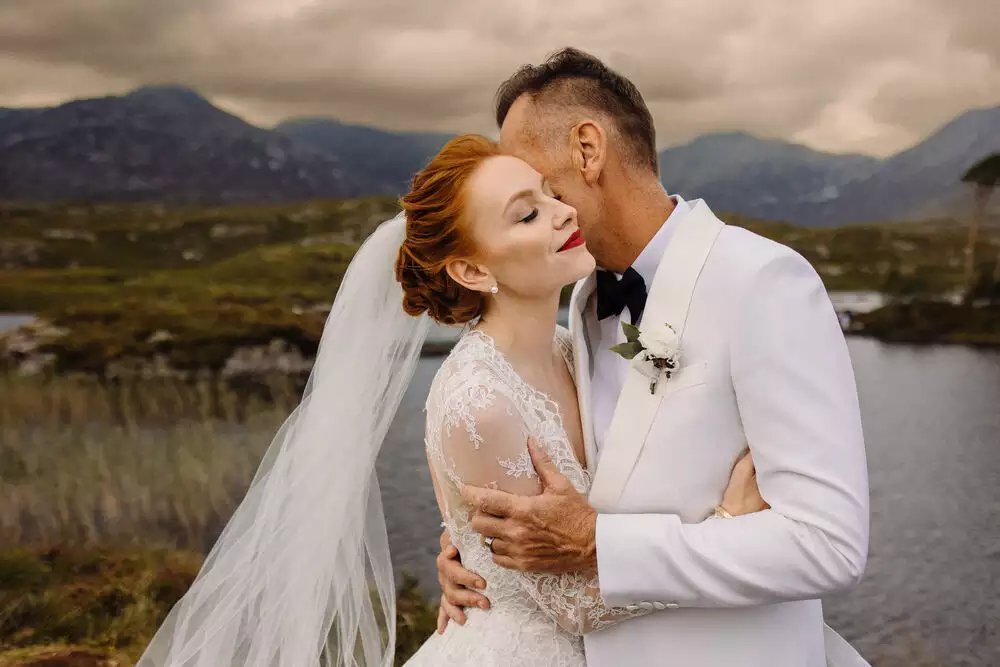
[[568, 275, 599, 472], [587, 202, 725, 510]]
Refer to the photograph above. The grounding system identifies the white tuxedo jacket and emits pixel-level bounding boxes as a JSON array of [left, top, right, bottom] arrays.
[[568, 201, 870, 667]]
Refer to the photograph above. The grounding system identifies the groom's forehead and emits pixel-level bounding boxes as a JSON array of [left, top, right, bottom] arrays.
[[499, 98, 549, 170], [498, 96, 536, 148]]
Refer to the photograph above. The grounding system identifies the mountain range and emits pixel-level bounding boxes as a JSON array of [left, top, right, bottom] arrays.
[[2, 85, 999, 225]]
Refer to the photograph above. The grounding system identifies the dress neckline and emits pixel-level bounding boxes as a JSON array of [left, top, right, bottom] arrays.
[[463, 328, 588, 476]]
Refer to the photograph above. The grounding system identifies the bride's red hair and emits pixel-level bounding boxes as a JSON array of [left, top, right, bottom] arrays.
[[395, 134, 500, 325]]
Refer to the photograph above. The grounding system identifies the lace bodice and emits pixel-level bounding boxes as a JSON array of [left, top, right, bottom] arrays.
[[422, 327, 649, 638]]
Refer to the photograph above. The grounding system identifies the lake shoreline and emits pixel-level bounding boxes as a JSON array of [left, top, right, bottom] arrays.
[[3, 340, 999, 666], [5, 295, 1000, 379]]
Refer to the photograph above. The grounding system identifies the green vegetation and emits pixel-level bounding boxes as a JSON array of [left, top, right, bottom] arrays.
[[0, 547, 201, 667], [0, 547, 437, 667], [850, 301, 1000, 346], [3, 199, 994, 664], [0, 375, 437, 666], [2, 199, 999, 376], [960, 152, 1000, 299]]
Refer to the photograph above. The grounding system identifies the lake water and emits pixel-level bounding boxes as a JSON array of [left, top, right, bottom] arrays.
[[3, 307, 997, 663], [0, 313, 35, 333], [376, 337, 1000, 666]]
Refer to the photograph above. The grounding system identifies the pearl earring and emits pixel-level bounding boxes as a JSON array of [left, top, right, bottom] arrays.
[[490, 285, 499, 295]]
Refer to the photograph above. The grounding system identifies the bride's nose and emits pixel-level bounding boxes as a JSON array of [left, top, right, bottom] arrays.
[[554, 202, 577, 229]]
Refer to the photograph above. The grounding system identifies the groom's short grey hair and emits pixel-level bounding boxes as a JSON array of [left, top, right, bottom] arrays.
[[495, 47, 658, 175]]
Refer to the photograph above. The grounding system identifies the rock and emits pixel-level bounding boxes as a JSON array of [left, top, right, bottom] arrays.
[[209, 223, 267, 239], [41, 229, 97, 242], [0, 320, 67, 375], [220, 339, 314, 377], [146, 330, 174, 344], [17, 353, 57, 376], [0, 238, 43, 267]]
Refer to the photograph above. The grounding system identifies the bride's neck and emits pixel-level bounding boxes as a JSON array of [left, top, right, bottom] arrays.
[[475, 288, 561, 372]]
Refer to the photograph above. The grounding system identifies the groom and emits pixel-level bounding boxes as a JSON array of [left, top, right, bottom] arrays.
[[437, 48, 870, 666]]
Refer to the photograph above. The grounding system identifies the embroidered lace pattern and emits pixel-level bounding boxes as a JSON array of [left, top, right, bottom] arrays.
[[404, 326, 650, 667]]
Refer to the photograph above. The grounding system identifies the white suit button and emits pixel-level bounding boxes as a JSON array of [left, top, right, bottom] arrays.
[[639, 601, 654, 611], [625, 604, 640, 612], [652, 601, 667, 611]]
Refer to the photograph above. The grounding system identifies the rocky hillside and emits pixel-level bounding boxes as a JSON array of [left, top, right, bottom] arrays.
[[0, 86, 362, 204], [3, 86, 998, 225]]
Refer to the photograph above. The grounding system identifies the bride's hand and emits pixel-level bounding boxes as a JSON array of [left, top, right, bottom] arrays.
[[436, 529, 489, 633], [720, 449, 770, 516]]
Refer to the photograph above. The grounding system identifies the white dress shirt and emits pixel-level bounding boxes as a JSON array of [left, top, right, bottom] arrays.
[[587, 195, 692, 457]]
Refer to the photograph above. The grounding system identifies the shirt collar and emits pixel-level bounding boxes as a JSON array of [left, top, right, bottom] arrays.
[[628, 194, 690, 286]]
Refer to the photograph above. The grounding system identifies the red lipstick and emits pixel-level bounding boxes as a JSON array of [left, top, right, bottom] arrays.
[[558, 230, 584, 252]]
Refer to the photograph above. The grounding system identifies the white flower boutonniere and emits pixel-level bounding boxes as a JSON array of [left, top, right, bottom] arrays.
[[610, 321, 680, 394]]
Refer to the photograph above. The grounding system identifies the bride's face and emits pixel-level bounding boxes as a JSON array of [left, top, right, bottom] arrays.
[[456, 155, 596, 299]]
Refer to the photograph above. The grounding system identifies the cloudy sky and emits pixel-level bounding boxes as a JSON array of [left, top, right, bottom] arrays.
[[1, 0, 998, 156]]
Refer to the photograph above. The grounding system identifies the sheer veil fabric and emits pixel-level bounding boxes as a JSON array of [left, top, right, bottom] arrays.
[[137, 214, 429, 667]]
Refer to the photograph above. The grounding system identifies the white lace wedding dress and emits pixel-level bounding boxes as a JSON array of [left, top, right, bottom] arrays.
[[403, 327, 649, 667]]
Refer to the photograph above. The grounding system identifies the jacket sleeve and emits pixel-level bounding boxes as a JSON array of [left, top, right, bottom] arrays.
[[595, 250, 870, 608]]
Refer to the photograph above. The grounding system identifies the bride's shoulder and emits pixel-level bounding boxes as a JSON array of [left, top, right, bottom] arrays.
[[428, 330, 506, 397]]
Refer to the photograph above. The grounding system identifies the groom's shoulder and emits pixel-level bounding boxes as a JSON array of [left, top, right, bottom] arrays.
[[713, 223, 817, 282]]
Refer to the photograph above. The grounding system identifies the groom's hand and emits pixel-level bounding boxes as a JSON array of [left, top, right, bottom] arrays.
[[462, 438, 598, 574]]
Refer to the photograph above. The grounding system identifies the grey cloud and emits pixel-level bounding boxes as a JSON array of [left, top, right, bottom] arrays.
[[0, 0, 998, 155]]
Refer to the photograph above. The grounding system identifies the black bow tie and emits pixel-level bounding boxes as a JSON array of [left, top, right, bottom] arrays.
[[596, 267, 647, 325]]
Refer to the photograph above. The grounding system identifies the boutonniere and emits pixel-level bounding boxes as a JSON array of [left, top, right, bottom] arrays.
[[610, 321, 680, 394]]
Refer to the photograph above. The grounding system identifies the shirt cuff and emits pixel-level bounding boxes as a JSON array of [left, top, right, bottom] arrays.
[[596, 512, 673, 607]]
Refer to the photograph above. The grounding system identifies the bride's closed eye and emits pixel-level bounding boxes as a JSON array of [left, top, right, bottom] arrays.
[[519, 208, 539, 223]]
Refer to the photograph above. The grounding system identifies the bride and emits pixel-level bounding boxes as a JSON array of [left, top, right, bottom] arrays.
[[137, 135, 859, 666]]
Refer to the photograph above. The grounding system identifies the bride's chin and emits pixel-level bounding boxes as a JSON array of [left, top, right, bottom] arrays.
[[569, 251, 597, 280]]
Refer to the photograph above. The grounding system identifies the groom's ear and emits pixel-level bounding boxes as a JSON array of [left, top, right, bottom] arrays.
[[446, 259, 493, 294], [570, 120, 607, 186]]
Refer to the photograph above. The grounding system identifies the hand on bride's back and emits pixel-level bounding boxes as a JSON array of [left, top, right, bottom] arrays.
[[435, 530, 490, 633], [720, 449, 770, 516]]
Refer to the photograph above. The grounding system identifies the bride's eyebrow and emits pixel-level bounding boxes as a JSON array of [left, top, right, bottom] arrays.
[[503, 188, 535, 215], [503, 177, 548, 214]]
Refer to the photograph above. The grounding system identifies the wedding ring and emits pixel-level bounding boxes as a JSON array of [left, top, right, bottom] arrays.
[[484, 536, 496, 552]]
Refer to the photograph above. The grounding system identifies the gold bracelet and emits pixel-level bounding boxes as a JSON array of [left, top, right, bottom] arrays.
[[712, 505, 734, 519]]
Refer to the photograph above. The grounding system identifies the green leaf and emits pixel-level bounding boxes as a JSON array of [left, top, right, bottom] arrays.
[[609, 340, 643, 360], [621, 321, 641, 343]]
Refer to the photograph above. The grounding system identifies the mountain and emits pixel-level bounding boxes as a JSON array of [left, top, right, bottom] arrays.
[[658, 132, 879, 223], [1, 84, 997, 225], [0, 85, 362, 203], [275, 118, 453, 194], [661, 107, 1000, 225], [811, 106, 1000, 224]]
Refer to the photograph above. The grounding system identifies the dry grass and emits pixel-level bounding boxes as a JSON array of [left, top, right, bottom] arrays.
[[0, 375, 302, 551], [0, 375, 438, 665]]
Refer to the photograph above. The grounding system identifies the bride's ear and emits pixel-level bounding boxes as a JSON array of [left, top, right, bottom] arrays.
[[446, 259, 494, 294], [570, 120, 606, 186]]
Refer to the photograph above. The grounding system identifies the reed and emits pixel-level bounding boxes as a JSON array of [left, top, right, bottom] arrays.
[[0, 374, 438, 666]]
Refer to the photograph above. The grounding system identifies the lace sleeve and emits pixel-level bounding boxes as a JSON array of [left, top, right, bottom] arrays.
[[436, 380, 650, 635]]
